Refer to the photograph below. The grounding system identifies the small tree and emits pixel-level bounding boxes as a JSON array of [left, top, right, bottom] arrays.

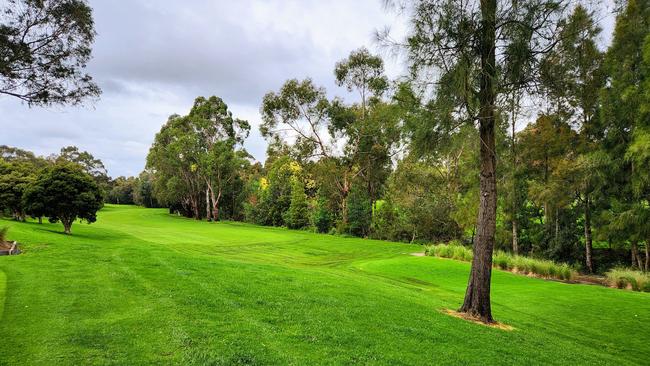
[[284, 178, 310, 229], [313, 192, 333, 233], [24, 163, 102, 234], [347, 184, 371, 237]]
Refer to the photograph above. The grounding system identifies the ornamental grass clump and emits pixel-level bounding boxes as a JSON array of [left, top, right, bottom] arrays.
[[425, 243, 576, 281], [425, 242, 473, 261], [606, 268, 650, 292]]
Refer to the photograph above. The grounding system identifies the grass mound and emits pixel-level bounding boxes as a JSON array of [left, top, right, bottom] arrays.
[[425, 243, 576, 281], [606, 268, 650, 292]]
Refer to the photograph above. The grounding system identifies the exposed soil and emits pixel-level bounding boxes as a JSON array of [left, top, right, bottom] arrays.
[[440, 308, 514, 331]]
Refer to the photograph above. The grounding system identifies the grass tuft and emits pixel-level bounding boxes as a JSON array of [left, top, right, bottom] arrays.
[[425, 244, 576, 281], [606, 268, 650, 292]]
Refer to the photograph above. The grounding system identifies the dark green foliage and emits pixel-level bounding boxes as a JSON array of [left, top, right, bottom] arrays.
[[0, 160, 34, 220], [284, 178, 310, 229], [251, 156, 298, 227], [346, 185, 371, 237], [0, 0, 100, 105], [107, 176, 137, 205], [23, 163, 103, 234], [312, 193, 333, 233], [146, 96, 250, 220]]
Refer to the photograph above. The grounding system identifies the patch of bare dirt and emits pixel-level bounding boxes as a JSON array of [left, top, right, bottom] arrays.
[[410, 252, 426, 257], [440, 308, 514, 331]]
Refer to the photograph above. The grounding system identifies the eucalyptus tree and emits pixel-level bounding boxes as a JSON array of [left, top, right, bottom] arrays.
[[261, 78, 332, 160], [188, 96, 250, 221], [147, 114, 204, 219], [334, 47, 388, 118], [147, 97, 250, 221], [387, 0, 568, 322], [0, 0, 100, 105], [332, 48, 400, 221]]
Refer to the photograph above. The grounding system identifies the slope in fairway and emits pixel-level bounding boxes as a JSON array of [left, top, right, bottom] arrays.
[[0, 205, 648, 365]]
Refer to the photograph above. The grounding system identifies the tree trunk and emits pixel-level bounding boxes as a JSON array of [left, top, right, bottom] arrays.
[[341, 174, 350, 226], [645, 239, 650, 272], [459, 0, 497, 324], [555, 208, 559, 241], [191, 196, 200, 220], [63, 219, 72, 235], [210, 187, 221, 222], [512, 220, 519, 255], [38, 216, 42, 224], [645, 238, 650, 272], [205, 187, 212, 221], [584, 195, 593, 273], [510, 91, 519, 256], [631, 241, 642, 269]]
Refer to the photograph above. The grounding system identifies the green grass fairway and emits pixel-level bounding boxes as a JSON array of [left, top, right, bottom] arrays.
[[1, 205, 648, 365]]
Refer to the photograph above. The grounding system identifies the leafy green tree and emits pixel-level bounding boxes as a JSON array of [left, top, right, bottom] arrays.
[[389, 0, 568, 321], [107, 176, 137, 205], [599, 0, 650, 268], [334, 47, 388, 117], [254, 156, 301, 227], [24, 163, 102, 234], [133, 170, 158, 208], [147, 114, 203, 218], [0, 159, 35, 220], [0, 0, 100, 105], [188, 96, 250, 221], [261, 79, 331, 159], [346, 184, 371, 237], [284, 177, 310, 229], [312, 191, 333, 233]]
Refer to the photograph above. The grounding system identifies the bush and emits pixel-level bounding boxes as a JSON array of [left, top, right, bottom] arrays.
[[312, 195, 332, 234], [347, 185, 371, 237], [606, 268, 650, 292], [425, 243, 576, 281]]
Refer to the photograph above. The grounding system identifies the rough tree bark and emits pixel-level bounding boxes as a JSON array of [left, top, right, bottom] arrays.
[[631, 241, 641, 269], [645, 242, 650, 272], [584, 195, 593, 273], [62, 218, 72, 235], [205, 187, 212, 221], [210, 187, 222, 222], [459, 0, 497, 323]]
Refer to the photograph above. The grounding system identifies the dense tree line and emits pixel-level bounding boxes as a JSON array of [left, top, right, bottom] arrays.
[[140, 3, 649, 289], [5, 0, 649, 323]]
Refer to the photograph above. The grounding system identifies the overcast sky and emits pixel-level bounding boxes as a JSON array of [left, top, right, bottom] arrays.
[[0, 0, 616, 178]]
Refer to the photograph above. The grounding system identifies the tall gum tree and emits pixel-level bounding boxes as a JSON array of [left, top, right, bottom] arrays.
[[385, 0, 568, 322]]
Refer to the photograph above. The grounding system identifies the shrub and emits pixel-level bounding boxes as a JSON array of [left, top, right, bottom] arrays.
[[0, 226, 7, 243], [606, 268, 650, 292], [425, 243, 576, 281]]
